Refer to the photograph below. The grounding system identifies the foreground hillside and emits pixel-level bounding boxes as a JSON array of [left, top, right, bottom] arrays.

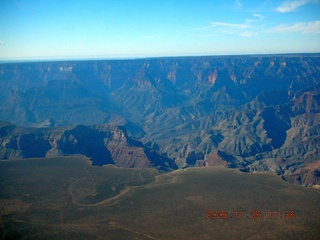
[[0, 157, 319, 240], [0, 54, 319, 186]]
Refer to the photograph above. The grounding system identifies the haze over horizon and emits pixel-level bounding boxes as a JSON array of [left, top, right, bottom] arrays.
[[1, 0, 320, 60]]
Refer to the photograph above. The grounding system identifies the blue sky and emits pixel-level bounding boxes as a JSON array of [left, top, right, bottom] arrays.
[[0, 0, 319, 60]]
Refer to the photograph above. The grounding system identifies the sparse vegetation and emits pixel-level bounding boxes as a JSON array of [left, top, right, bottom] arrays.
[[0, 157, 319, 239]]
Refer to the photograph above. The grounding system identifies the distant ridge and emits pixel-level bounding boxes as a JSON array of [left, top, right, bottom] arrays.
[[1, 52, 319, 64]]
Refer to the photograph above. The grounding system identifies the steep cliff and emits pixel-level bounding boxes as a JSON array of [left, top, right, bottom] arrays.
[[1, 54, 319, 185], [0, 122, 177, 171]]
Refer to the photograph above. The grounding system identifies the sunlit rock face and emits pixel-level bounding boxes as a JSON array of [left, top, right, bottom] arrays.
[[1, 54, 319, 185], [0, 122, 177, 171]]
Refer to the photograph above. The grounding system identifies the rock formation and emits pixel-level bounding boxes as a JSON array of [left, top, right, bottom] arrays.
[[1, 54, 319, 185]]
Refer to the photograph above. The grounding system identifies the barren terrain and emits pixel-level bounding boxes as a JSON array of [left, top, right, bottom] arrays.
[[0, 156, 319, 239]]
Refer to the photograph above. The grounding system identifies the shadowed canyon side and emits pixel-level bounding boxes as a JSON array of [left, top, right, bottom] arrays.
[[0, 54, 320, 186], [0, 122, 177, 172]]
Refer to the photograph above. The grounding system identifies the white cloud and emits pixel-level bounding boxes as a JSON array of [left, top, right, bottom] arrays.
[[235, 0, 243, 9], [209, 22, 249, 29], [253, 14, 265, 20], [241, 31, 258, 37], [275, 0, 310, 13], [267, 21, 320, 34], [140, 36, 154, 39], [0, 41, 4, 45], [208, 13, 264, 30], [246, 13, 265, 24], [192, 14, 265, 38]]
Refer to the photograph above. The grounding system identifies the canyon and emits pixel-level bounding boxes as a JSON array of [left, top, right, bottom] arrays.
[[0, 54, 319, 186]]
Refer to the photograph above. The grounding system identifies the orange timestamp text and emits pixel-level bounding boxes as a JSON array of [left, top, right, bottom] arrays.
[[205, 210, 296, 220]]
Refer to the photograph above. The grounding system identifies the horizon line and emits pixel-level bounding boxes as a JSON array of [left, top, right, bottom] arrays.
[[1, 52, 320, 64]]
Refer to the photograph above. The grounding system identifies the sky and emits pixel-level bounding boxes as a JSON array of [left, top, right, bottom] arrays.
[[0, 0, 320, 60]]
